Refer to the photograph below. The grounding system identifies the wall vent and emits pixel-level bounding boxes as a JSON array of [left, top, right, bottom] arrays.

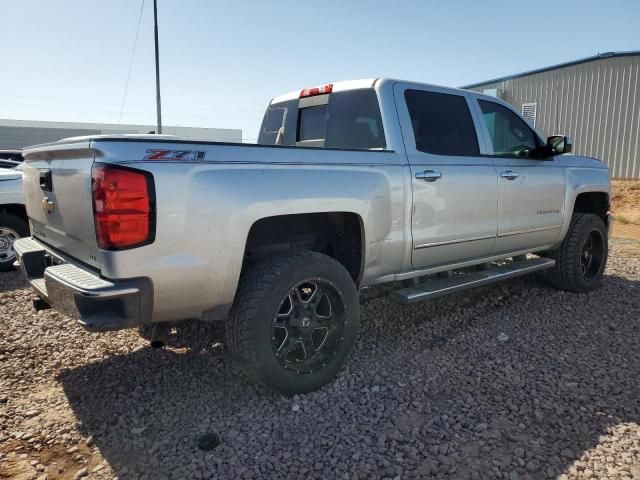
[[522, 103, 537, 127]]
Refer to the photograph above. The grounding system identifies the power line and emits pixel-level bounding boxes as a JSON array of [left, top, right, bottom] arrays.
[[118, 0, 146, 124]]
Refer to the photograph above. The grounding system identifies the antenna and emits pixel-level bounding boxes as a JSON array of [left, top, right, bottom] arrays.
[[153, 0, 162, 134]]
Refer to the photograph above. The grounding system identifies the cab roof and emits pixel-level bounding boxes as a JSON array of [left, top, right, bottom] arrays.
[[269, 78, 480, 105], [270, 79, 378, 104]]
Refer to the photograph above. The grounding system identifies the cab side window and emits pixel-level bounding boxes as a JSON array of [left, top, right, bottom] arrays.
[[404, 89, 479, 156], [478, 100, 540, 158]]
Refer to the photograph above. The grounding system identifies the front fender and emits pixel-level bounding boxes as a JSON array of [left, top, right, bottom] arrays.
[[558, 166, 610, 242]]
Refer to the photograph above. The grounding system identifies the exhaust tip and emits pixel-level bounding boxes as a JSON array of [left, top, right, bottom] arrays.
[[150, 322, 171, 349]]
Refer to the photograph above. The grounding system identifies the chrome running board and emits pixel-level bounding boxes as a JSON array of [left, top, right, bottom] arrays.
[[390, 257, 555, 305]]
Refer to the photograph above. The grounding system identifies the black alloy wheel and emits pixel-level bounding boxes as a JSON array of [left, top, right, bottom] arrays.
[[272, 279, 346, 374], [226, 250, 360, 395], [580, 228, 605, 281], [548, 213, 608, 293]]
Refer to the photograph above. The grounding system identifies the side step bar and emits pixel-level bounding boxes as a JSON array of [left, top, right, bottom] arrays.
[[390, 257, 555, 305]]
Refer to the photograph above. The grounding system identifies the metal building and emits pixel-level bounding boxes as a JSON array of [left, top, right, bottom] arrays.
[[0, 118, 242, 150], [463, 51, 640, 179]]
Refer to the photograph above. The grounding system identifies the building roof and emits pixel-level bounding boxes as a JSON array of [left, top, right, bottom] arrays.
[[461, 51, 640, 89]]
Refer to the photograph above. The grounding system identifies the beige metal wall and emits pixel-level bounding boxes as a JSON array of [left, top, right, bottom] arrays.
[[468, 56, 640, 179]]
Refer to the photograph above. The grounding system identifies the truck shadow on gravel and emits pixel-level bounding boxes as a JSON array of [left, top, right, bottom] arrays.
[[0, 270, 29, 292], [56, 274, 640, 479]]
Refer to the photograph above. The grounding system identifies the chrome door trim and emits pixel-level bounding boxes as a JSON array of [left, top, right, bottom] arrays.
[[414, 234, 496, 249], [498, 225, 562, 237]]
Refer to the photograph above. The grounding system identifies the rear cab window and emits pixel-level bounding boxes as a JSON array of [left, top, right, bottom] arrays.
[[258, 89, 386, 150]]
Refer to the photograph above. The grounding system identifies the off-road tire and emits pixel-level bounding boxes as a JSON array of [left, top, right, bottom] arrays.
[[547, 213, 608, 292], [0, 213, 28, 272], [225, 250, 359, 395]]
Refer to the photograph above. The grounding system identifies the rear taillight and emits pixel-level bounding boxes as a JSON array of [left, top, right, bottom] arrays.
[[299, 83, 333, 98], [92, 164, 155, 250]]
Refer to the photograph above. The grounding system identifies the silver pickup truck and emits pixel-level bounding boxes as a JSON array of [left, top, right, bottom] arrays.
[[14, 78, 610, 394]]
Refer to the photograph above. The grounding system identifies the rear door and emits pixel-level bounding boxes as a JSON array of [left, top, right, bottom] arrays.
[[394, 83, 498, 269], [472, 98, 565, 254]]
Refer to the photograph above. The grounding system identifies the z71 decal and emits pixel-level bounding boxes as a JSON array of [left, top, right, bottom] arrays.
[[144, 149, 206, 161]]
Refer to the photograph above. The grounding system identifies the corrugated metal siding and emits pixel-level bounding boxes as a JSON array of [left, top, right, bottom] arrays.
[[469, 55, 640, 179]]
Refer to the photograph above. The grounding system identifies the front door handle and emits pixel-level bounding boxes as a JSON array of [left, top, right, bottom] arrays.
[[415, 170, 442, 182], [500, 170, 519, 180]]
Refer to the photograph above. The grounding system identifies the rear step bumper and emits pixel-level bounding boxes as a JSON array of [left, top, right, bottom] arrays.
[[14, 237, 152, 331], [390, 257, 555, 304]]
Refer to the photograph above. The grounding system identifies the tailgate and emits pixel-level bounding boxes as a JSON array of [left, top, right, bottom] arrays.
[[22, 139, 100, 269]]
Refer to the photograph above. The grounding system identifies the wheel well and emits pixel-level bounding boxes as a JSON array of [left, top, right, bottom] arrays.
[[243, 212, 364, 284], [573, 192, 609, 227], [0, 204, 27, 221]]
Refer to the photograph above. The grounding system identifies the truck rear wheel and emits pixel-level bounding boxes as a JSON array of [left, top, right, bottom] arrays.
[[0, 213, 28, 272], [226, 250, 359, 395], [547, 213, 608, 293]]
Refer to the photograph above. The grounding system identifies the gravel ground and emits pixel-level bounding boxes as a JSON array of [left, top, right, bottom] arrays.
[[1, 239, 639, 480]]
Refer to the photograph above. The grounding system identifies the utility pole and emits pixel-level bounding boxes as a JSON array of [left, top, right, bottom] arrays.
[[153, 0, 162, 134]]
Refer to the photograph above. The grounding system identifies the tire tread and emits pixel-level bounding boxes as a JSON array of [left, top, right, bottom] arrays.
[[547, 213, 607, 292], [225, 250, 356, 391]]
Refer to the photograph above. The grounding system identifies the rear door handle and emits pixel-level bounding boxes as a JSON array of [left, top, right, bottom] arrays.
[[415, 170, 442, 182], [500, 170, 519, 180]]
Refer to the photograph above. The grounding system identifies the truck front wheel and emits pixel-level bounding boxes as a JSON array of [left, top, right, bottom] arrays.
[[547, 213, 608, 293], [226, 250, 359, 395]]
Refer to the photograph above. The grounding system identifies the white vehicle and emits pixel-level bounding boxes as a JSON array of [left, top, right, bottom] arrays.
[[0, 156, 28, 271]]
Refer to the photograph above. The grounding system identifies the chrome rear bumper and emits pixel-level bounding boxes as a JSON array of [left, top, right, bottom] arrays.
[[14, 237, 152, 331]]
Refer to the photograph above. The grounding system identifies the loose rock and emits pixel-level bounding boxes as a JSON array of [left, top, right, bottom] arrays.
[[0, 239, 638, 479]]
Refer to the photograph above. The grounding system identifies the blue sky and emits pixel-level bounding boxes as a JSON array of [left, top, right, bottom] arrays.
[[1, 0, 638, 141]]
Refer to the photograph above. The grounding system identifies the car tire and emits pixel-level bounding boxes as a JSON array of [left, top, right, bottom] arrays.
[[547, 213, 608, 293], [0, 213, 28, 272], [225, 249, 360, 395]]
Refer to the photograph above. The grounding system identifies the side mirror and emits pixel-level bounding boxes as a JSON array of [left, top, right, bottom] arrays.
[[547, 135, 573, 154]]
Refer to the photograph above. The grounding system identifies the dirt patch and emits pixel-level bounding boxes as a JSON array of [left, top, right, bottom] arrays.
[[0, 441, 100, 480], [611, 180, 640, 222], [611, 180, 640, 238]]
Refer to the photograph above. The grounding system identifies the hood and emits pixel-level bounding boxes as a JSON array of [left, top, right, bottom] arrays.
[[555, 154, 606, 170]]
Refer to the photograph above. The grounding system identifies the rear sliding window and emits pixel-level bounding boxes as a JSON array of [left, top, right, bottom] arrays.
[[404, 89, 479, 156], [298, 104, 328, 141], [258, 89, 386, 150]]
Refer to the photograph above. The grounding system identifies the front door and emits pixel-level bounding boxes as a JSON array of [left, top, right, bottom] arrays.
[[473, 99, 565, 254], [394, 84, 498, 269]]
